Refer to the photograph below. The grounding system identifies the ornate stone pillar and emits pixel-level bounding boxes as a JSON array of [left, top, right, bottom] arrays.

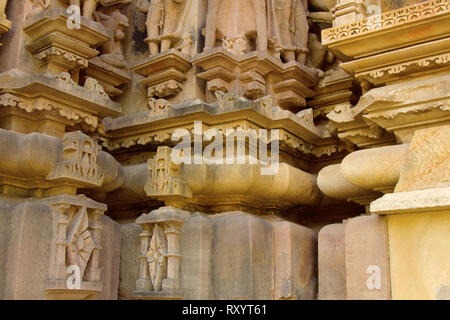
[[136, 225, 153, 292], [162, 220, 183, 292]]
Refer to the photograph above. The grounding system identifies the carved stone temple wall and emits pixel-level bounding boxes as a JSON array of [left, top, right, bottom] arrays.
[[0, 0, 448, 300]]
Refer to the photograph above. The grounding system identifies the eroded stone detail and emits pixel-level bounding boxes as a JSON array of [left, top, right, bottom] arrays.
[[395, 125, 450, 192], [145, 146, 191, 198], [47, 131, 104, 187]]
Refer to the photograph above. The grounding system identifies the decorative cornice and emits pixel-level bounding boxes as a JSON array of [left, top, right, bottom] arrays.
[[364, 101, 450, 121], [34, 47, 89, 69], [357, 52, 450, 83], [0, 93, 98, 130], [323, 0, 450, 44]]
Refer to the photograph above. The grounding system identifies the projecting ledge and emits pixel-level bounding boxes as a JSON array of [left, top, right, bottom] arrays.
[[370, 187, 450, 215]]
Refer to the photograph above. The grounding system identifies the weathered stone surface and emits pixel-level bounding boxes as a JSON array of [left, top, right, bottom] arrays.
[[93, 215, 121, 300], [0, 199, 52, 300], [345, 215, 391, 300], [211, 212, 273, 300], [180, 212, 213, 300], [395, 125, 450, 193], [371, 187, 450, 215], [0, 196, 119, 300], [387, 211, 450, 300], [272, 219, 317, 300], [118, 223, 141, 300], [318, 223, 346, 300]]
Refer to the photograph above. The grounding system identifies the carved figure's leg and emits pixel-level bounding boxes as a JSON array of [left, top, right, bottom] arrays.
[[253, 0, 267, 52], [294, 0, 309, 64], [204, 0, 221, 50], [82, 0, 98, 20], [147, 0, 162, 55]]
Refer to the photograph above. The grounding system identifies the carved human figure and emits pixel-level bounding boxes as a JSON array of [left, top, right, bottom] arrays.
[[94, 7, 129, 69], [68, 0, 98, 20], [204, 0, 267, 55], [306, 32, 335, 77], [26, 0, 49, 20], [267, 0, 309, 64], [137, 0, 191, 56], [0, 0, 7, 20]]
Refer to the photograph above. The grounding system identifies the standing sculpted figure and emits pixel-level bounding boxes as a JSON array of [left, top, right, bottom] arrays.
[[137, 0, 191, 56], [204, 0, 267, 55], [267, 0, 309, 64]]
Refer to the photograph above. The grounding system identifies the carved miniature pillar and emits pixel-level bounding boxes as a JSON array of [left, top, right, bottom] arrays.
[[162, 221, 183, 291], [52, 204, 71, 281], [136, 225, 154, 291]]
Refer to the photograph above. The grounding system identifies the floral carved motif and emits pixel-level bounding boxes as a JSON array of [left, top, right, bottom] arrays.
[[357, 53, 450, 82], [66, 207, 96, 278], [34, 47, 89, 69]]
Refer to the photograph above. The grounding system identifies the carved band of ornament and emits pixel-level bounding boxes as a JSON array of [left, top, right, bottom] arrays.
[[34, 47, 89, 68], [312, 141, 354, 157], [358, 53, 450, 81], [103, 123, 265, 150], [322, 0, 450, 43], [0, 93, 98, 130], [103, 125, 342, 157], [338, 125, 386, 140], [363, 101, 450, 120]]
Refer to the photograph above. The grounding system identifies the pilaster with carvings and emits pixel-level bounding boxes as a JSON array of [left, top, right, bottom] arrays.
[[133, 206, 188, 300], [43, 194, 106, 300]]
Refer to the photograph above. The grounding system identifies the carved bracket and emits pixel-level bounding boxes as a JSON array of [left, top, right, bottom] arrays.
[[132, 49, 191, 102], [145, 147, 192, 199], [47, 131, 105, 188]]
